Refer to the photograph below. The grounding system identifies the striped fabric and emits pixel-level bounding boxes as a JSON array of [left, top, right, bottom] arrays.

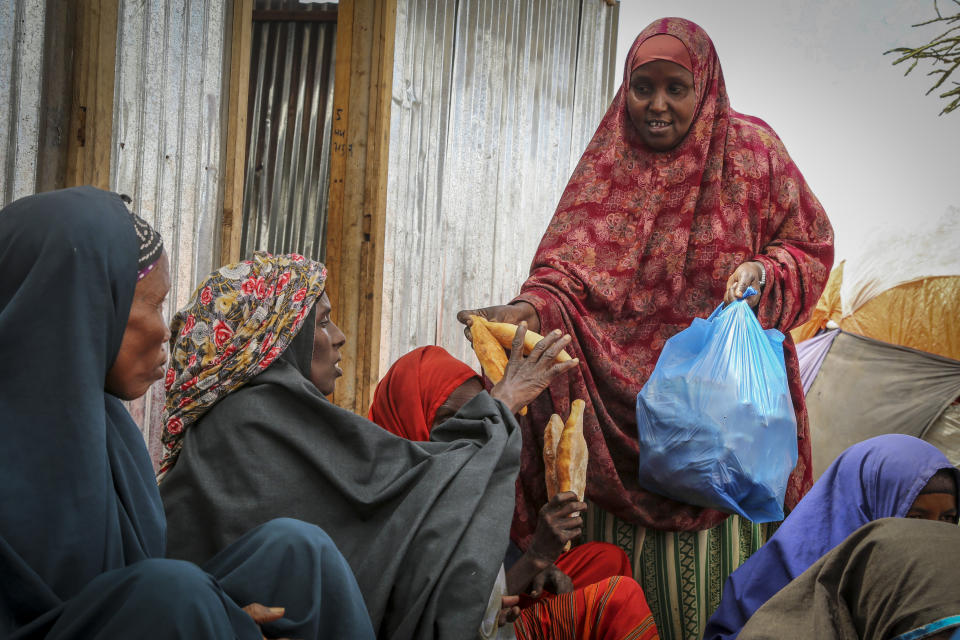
[[585, 503, 779, 640], [514, 576, 660, 640]]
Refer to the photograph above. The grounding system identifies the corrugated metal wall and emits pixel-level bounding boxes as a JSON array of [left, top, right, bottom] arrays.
[[382, 0, 618, 373], [0, 0, 45, 204], [111, 0, 230, 459], [240, 7, 337, 261]]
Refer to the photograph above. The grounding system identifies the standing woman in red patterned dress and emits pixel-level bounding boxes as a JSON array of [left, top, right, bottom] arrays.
[[458, 17, 833, 639]]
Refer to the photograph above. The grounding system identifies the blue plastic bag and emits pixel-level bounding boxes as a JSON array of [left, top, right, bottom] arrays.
[[635, 288, 797, 522]]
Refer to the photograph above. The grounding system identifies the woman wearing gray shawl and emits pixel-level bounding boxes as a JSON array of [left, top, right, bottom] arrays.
[[159, 252, 578, 639]]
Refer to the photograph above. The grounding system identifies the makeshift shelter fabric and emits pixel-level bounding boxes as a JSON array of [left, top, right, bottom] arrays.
[[703, 434, 959, 640], [795, 329, 839, 394], [806, 331, 960, 477], [737, 518, 960, 640], [510, 16, 832, 541], [841, 276, 960, 361], [793, 265, 960, 362], [161, 299, 522, 640], [926, 403, 960, 467], [839, 206, 958, 317]]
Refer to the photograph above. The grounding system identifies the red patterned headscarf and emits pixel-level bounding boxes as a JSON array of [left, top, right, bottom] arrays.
[[368, 346, 480, 441], [510, 18, 833, 537], [157, 251, 327, 480]]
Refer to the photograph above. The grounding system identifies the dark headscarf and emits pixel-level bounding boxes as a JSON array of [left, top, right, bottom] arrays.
[[704, 434, 960, 640], [160, 263, 522, 640], [0, 187, 166, 636], [738, 518, 960, 640]]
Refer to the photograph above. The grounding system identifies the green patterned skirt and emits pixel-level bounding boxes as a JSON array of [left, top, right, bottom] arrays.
[[585, 503, 779, 640]]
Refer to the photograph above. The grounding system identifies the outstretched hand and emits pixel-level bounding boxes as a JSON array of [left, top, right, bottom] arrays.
[[724, 261, 763, 308], [489, 324, 579, 414]]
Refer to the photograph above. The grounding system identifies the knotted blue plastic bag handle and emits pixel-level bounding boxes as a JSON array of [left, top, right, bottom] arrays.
[[706, 286, 758, 322]]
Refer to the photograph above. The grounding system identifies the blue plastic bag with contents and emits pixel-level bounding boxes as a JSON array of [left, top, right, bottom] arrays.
[[635, 288, 797, 522]]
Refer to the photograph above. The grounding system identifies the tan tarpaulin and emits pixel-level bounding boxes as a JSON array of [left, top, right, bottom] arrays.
[[792, 262, 843, 343], [807, 331, 960, 478], [792, 264, 960, 362]]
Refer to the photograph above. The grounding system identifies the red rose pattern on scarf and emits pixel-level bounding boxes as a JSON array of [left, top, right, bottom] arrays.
[[157, 251, 327, 481], [509, 18, 834, 543]]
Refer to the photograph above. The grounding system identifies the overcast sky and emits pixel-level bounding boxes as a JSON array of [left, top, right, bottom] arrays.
[[615, 0, 960, 262]]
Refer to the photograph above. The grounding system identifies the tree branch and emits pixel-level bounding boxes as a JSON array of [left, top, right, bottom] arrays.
[[885, 0, 960, 113]]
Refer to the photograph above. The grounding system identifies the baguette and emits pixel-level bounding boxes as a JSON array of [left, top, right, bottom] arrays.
[[554, 399, 587, 552], [477, 318, 573, 362], [469, 315, 531, 415], [556, 399, 587, 501], [468, 315, 508, 383], [543, 414, 564, 500]]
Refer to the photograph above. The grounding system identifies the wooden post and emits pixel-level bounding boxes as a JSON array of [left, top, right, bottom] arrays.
[[220, 0, 254, 266], [64, 0, 119, 189], [327, 0, 396, 414]]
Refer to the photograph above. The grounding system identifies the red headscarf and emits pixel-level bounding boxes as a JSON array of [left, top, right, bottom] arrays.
[[368, 346, 480, 441], [509, 18, 834, 543], [631, 33, 693, 72]]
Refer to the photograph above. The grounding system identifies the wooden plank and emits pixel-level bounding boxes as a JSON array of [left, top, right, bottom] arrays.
[[327, 0, 396, 414], [65, 0, 119, 189], [220, 0, 254, 265], [35, 0, 77, 193]]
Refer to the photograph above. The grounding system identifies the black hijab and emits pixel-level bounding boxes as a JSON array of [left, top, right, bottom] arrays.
[[0, 187, 165, 635], [738, 518, 960, 640], [160, 303, 522, 640]]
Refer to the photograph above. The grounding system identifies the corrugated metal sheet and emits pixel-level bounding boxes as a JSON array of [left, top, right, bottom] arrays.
[[0, 0, 45, 205], [382, 0, 618, 374], [111, 0, 229, 459], [240, 12, 337, 260]]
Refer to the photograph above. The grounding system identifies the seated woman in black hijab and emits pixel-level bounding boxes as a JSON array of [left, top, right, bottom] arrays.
[[157, 252, 579, 639], [0, 187, 373, 639]]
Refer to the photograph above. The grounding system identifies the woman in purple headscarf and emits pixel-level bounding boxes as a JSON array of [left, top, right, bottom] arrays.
[[703, 434, 959, 640]]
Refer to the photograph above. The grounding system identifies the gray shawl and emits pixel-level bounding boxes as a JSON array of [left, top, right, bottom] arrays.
[[160, 318, 521, 640]]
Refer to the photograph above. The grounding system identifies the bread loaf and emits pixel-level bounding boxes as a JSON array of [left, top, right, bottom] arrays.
[[555, 399, 587, 501], [542, 413, 564, 500], [469, 315, 536, 415], [469, 315, 508, 383], [479, 319, 573, 362]]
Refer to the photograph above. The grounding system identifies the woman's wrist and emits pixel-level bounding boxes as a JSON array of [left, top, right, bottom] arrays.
[[523, 548, 554, 572], [753, 261, 766, 290], [510, 300, 541, 334]]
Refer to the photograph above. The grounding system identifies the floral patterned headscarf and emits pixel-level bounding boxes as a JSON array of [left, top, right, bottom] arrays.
[[157, 251, 327, 480]]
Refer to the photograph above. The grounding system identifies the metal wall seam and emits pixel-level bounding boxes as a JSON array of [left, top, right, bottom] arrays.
[[239, 11, 337, 261], [0, 0, 45, 205], [111, 0, 229, 459], [382, 0, 619, 374]]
